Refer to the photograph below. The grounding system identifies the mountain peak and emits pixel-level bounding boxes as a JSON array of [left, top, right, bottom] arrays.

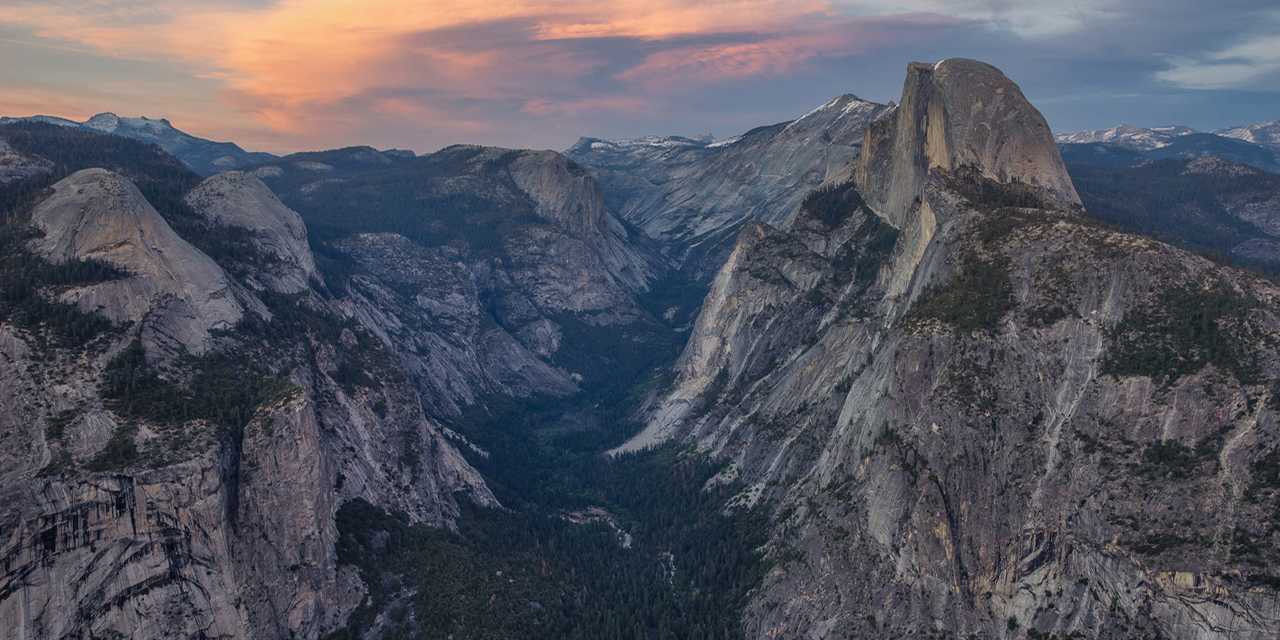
[[1216, 120, 1280, 147], [83, 112, 121, 132], [1055, 123, 1197, 150], [857, 58, 1079, 229]]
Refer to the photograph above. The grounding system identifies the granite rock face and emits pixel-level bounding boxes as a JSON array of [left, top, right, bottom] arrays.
[[185, 171, 319, 293], [29, 168, 246, 355], [568, 94, 892, 277], [857, 58, 1080, 229], [0, 131, 685, 637], [253, 144, 670, 417], [632, 59, 1280, 638], [333, 231, 579, 417], [0, 166, 495, 639]]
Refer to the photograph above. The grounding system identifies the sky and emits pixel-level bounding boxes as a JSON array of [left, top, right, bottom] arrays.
[[1, 1, 1278, 155]]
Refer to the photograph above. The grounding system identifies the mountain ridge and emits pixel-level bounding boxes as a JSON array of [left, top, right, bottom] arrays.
[[627, 58, 1280, 638], [0, 112, 276, 175]]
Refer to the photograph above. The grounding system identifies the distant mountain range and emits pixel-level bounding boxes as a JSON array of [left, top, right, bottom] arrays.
[[1056, 122, 1280, 173], [0, 112, 279, 175], [1055, 123, 1198, 150], [1056, 121, 1280, 150]]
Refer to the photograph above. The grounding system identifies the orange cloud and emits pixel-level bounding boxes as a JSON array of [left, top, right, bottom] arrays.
[[0, 1, 942, 151]]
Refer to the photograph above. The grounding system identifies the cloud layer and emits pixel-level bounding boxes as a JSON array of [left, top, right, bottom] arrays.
[[1, 1, 1278, 153]]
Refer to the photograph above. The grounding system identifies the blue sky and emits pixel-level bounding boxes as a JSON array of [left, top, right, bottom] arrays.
[[1, 1, 1277, 154]]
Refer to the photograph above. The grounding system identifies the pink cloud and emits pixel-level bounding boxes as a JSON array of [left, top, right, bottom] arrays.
[[0, 2, 961, 151], [617, 13, 963, 90]]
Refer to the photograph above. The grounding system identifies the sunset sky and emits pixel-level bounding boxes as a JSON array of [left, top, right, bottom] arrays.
[[3, 1, 1278, 155]]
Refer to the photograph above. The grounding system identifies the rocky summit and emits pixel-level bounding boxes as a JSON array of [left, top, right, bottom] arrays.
[[2, 54, 1280, 640]]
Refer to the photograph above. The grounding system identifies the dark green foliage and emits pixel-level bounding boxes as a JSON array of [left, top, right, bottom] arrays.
[[907, 255, 1014, 333], [902, 173, 1031, 333], [1249, 447, 1280, 494], [1129, 531, 1191, 556], [1102, 283, 1261, 385], [832, 215, 899, 281], [548, 313, 683, 405], [100, 339, 293, 433], [330, 448, 768, 640], [256, 146, 541, 253], [245, 292, 398, 387], [0, 123, 276, 271], [800, 180, 865, 229], [0, 224, 121, 347], [332, 360, 374, 393], [1066, 154, 1280, 272], [86, 423, 139, 472], [1135, 440, 1201, 480], [45, 409, 76, 442], [1026, 262, 1078, 327], [946, 165, 1053, 211], [0, 122, 197, 223]]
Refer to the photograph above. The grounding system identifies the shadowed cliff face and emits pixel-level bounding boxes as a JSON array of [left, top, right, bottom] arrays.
[[0, 147, 497, 639], [250, 144, 676, 418], [634, 59, 1280, 639]]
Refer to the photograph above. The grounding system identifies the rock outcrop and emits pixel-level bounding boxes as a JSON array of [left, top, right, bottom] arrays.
[[29, 168, 245, 354], [0, 138, 51, 184], [185, 171, 319, 293], [633, 58, 1280, 639], [857, 58, 1080, 227]]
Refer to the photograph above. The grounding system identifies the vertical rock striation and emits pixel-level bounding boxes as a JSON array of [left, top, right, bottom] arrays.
[[635, 59, 1280, 639]]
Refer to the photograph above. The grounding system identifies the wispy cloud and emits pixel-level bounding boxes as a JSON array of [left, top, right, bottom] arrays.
[[0, 1, 959, 150], [2, 1, 1279, 151], [1158, 33, 1280, 90]]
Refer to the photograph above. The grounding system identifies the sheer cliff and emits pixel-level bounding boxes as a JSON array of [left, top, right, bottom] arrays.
[[630, 59, 1280, 639]]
